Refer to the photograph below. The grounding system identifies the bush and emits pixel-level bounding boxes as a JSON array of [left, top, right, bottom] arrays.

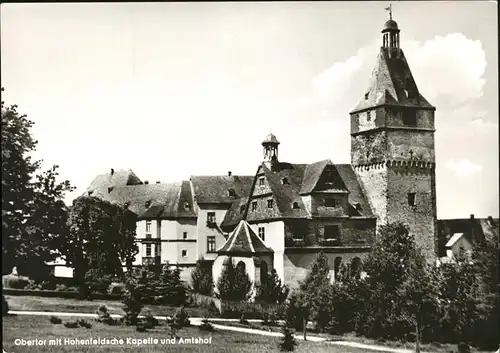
[[55, 284, 68, 292], [220, 300, 285, 319], [84, 270, 113, 294], [49, 316, 62, 324], [108, 282, 126, 296], [2, 295, 9, 316], [136, 324, 146, 332], [280, 326, 297, 352], [64, 321, 79, 329], [153, 265, 188, 306], [199, 318, 214, 332], [202, 300, 220, 317], [256, 269, 290, 304], [216, 258, 253, 301], [191, 260, 214, 296], [121, 276, 144, 326], [239, 313, 249, 325], [2, 274, 30, 289], [77, 319, 92, 329], [143, 311, 159, 328], [173, 306, 191, 327], [96, 305, 117, 325]]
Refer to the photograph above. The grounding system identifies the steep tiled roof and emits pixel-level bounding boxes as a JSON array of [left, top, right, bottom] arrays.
[[335, 164, 374, 218], [247, 161, 374, 220], [85, 170, 196, 219], [445, 233, 466, 247], [437, 217, 499, 256], [351, 47, 434, 113], [86, 169, 142, 196], [217, 220, 273, 255], [190, 175, 254, 204], [221, 197, 249, 231]]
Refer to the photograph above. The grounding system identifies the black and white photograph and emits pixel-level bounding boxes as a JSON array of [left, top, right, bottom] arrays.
[[1, 2, 498, 353]]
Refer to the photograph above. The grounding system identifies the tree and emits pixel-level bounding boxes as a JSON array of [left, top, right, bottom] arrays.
[[154, 264, 188, 306], [280, 326, 298, 351], [191, 259, 214, 296], [256, 269, 289, 304], [216, 258, 252, 301], [2, 89, 74, 277], [62, 196, 138, 295]]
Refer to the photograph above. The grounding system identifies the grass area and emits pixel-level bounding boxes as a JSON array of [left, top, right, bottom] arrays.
[[211, 320, 491, 353], [2, 315, 375, 353], [5, 295, 208, 317]]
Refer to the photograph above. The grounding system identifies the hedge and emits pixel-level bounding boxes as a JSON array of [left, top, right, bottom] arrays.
[[2, 288, 122, 301]]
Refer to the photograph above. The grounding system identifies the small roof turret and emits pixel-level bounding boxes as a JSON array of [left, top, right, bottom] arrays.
[[262, 133, 280, 146]]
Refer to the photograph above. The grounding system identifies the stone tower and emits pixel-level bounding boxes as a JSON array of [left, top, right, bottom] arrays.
[[350, 15, 437, 260]]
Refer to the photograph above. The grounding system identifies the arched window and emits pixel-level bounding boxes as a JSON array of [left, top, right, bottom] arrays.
[[260, 261, 268, 285], [351, 257, 361, 278], [236, 261, 246, 273], [334, 257, 342, 281]]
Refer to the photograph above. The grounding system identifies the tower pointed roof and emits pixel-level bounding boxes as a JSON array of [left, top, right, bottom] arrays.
[[216, 220, 273, 255], [351, 16, 435, 113]]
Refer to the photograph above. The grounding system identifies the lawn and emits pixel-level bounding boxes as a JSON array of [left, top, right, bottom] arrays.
[[211, 320, 491, 353], [5, 295, 208, 317], [2, 315, 375, 353]]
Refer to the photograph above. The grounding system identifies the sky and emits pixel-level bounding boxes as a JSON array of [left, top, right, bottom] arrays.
[[1, 1, 498, 218]]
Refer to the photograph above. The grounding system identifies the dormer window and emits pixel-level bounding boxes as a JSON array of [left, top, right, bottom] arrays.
[[88, 190, 94, 196], [267, 199, 273, 208], [282, 177, 289, 185], [292, 202, 299, 209], [107, 187, 114, 193], [259, 177, 265, 186], [184, 202, 190, 210], [240, 205, 245, 214], [228, 189, 236, 198], [145, 200, 152, 208], [355, 203, 362, 211], [364, 92, 369, 100]]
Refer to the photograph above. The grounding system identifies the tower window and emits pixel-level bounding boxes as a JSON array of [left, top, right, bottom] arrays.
[[259, 177, 265, 186], [228, 189, 236, 198], [324, 225, 340, 240], [267, 199, 273, 208], [408, 193, 416, 207], [403, 110, 417, 126], [252, 201, 257, 211], [183, 232, 188, 240]]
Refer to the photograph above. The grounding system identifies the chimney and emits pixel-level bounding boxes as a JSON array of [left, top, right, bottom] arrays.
[[144, 180, 149, 185], [156, 181, 160, 184], [470, 214, 474, 219], [111, 168, 114, 176], [228, 171, 232, 177]]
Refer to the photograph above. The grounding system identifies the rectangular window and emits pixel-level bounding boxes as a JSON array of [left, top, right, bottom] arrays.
[[183, 232, 188, 240], [252, 201, 257, 211], [240, 205, 245, 214], [259, 177, 265, 186], [146, 233, 151, 239], [324, 198, 339, 207], [403, 110, 417, 126], [146, 221, 152, 233], [145, 244, 152, 257], [367, 110, 371, 121], [207, 212, 216, 224], [324, 225, 340, 240], [258, 227, 265, 241], [181, 250, 187, 258], [267, 199, 273, 208], [207, 236, 216, 253], [156, 243, 161, 256], [408, 192, 416, 206]]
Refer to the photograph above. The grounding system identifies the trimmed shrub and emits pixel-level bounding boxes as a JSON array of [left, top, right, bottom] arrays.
[[96, 305, 117, 325], [55, 284, 68, 292], [122, 276, 144, 326], [84, 270, 113, 294], [239, 313, 249, 325], [172, 306, 191, 328], [2, 274, 30, 289], [191, 260, 214, 296], [108, 282, 126, 296], [77, 319, 92, 329], [144, 311, 159, 328], [49, 316, 62, 324], [64, 321, 79, 329], [136, 324, 146, 332], [199, 318, 215, 332], [220, 300, 285, 319], [280, 326, 297, 352]]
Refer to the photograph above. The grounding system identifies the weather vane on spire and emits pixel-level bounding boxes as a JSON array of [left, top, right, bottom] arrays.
[[385, 3, 393, 20]]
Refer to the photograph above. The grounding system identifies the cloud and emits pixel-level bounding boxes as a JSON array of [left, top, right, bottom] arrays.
[[470, 118, 499, 133], [445, 159, 483, 176]]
